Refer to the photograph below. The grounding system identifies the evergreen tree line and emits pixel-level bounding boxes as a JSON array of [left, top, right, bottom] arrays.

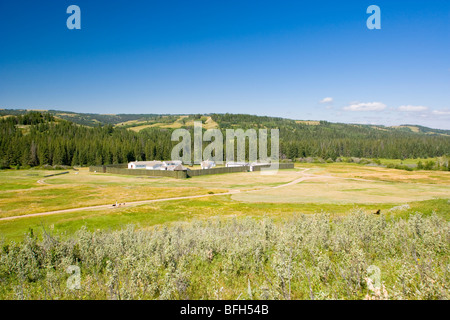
[[212, 114, 450, 160], [0, 120, 173, 168], [0, 112, 449, 168]]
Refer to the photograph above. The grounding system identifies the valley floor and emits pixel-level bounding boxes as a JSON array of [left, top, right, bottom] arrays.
[[0, 162, 449, 241]]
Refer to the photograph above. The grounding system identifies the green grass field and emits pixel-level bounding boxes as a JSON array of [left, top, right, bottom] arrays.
[[0, 162, 448, 242], [376, 158, 438, 165]]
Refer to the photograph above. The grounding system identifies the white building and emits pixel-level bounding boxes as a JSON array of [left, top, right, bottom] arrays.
[[225, 161, 249, 168], [163, 160, 182, 167], [201, 160, 216, 169], [128, 161, 164, 170], [128, 160, 184, 170]]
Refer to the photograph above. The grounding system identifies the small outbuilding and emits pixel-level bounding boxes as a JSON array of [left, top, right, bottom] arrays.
[[201, 160, 216, 169], [173, 164, 188, 171]]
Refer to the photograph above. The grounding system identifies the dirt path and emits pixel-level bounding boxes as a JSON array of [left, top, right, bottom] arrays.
[[0, 168, 319, 222]]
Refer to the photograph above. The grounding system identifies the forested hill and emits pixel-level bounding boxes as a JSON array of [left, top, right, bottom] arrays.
[[211, 114, 450, 160], [0, 110, 449, 168], [211, 114, 450, 136], [2, 109, 450, 136]]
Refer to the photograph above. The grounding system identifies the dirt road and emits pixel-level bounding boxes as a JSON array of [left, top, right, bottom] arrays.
[[0, 169, 316, 221]]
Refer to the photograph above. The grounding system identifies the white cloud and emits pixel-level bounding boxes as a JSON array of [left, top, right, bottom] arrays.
[[343, 102, 386, 111], [398, 105, 428, 112], [319, 97, 333, 104], [432, 109, 450, 115]]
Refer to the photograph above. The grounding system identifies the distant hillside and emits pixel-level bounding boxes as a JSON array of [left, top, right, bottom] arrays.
[[389, 125, 450, 136], [0, 109, 162, 127], [209, 113, 450, 137], [1, 109, 449, 136], [1, 110, 449, 168]]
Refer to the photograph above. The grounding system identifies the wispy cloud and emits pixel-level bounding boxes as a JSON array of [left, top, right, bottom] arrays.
[[398, 105, 428, 112], [319, 97, 333, 104], [343, 102, 386, 111], [432, 109, 450, 115]]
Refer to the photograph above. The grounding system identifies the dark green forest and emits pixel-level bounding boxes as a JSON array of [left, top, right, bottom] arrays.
[[0, 113, 173, 168], [212, 114, 450, 160], [0, 111, 449, 168]]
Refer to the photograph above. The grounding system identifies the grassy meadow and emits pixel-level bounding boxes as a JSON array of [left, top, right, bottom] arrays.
[[0, 163, 449, 242], [0, 162, 449, 300]]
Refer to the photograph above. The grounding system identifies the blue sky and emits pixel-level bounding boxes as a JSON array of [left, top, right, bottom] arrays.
[[0, 0, 449, 129]]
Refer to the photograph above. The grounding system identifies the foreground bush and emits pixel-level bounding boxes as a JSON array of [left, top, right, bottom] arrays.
[[0, 212, 448, 300]]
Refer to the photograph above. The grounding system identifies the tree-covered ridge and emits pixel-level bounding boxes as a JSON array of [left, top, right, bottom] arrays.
[[0, 111, 449, 168], [211, 114, 450, 160], [0, 116, 174, 168], [2, 109, 449, 135], [210, 113, 450, 136], [392, 124, 450, 136], [1, 109, 191, 127], [0, 111, 55, 125]]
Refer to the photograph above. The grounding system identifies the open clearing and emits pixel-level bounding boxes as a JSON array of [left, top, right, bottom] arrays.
[[122, 116, 219, 132], [232, 166, 450, 204], [0, 167, 306, 218], [0, 163, 448, 241]]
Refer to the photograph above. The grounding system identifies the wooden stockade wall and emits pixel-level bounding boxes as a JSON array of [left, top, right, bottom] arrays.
[[89, 163, 294, 179], [186, 163, 293, 176], [44, 171, 70, 178], [89, 166, 187, 179], [89, 164, 126, 173], [251, 163, 294, 171], [187, 166, 249, 177]]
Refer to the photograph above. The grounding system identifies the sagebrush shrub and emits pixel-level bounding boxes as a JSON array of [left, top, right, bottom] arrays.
[[0, 211, 448, 300]]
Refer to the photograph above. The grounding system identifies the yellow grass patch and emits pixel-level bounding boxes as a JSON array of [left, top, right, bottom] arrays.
[[204, 116, 219, 129], [295, 120, 320, 125], [370, 126, 389, 131], [231, 177, 449, 204], [391, 125, 422, 133], [305, 164, 450, 185]]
